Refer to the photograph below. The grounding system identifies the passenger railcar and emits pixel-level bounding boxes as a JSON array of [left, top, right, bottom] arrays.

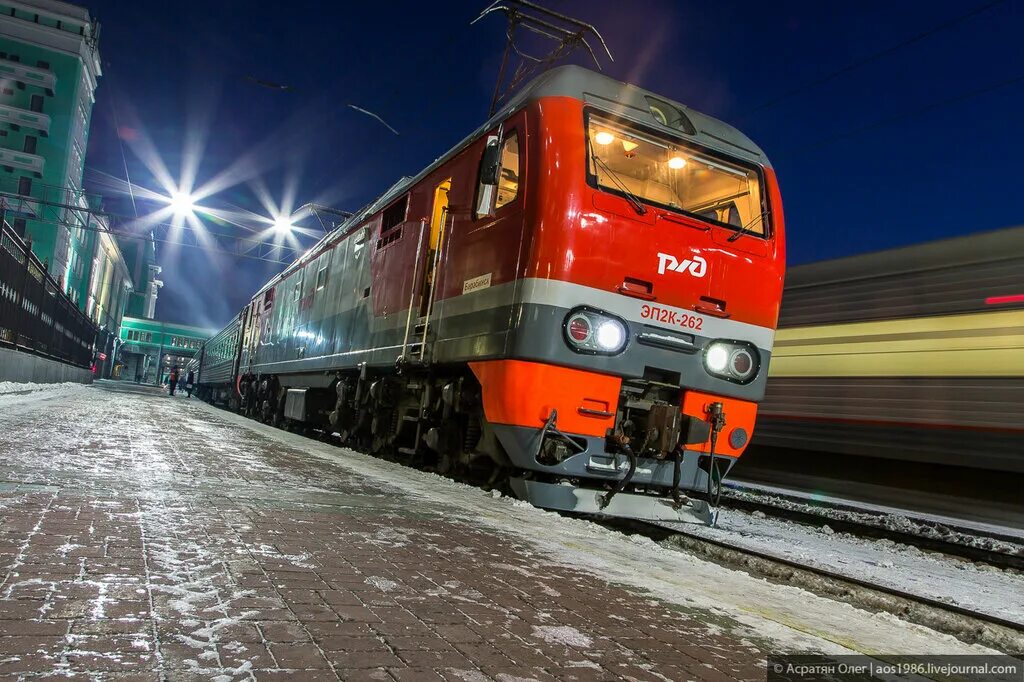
[[755, 226, 1024, 472], [193, 316, 243, 407], [197, 65, 787, 523]]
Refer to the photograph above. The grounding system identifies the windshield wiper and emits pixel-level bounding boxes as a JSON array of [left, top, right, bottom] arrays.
[[727, 209, 770, 243], [591, 152, 647, 216]]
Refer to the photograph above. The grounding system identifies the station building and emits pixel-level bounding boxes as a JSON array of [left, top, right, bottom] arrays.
[[117, 234, 162, 319], [0, 0, 102, 300], [0, 1, 176, 385], [117, 317, 215, 385]]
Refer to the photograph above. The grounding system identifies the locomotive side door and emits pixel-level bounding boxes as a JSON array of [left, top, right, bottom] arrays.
[[420, 178, 452, 317]]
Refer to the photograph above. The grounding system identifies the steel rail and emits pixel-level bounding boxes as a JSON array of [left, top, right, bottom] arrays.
[[620, 518, 1024, 646], [721, 482, 1024, 571]]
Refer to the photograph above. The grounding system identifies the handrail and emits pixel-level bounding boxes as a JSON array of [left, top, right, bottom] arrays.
[[0, 218, 98, 368], [399, 219, 427, 360], [419, 211, 451, 362]]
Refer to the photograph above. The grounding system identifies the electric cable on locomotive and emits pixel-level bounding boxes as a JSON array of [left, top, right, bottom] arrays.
[[705, 402, 727, 526]]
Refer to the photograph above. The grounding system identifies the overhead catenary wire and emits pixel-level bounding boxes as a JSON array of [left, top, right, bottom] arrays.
[[795, 71, 1024, 153], [104, 75, 139, 219], [742, 0, 1008, 117]]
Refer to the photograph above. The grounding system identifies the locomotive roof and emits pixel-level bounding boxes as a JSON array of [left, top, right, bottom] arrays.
[[255, 65, 771, 296]]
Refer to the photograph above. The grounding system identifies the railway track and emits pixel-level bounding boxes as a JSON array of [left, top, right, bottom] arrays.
[[602, 480, 1024, 652], [720, 481, 1024, 572], [628, 517, 1024, 653]]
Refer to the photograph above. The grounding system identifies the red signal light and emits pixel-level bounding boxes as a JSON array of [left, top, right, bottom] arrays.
[[568, 315, 591, 342]]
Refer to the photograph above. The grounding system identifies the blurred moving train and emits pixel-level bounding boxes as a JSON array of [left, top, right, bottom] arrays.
[[188, 65, 787, 524], [754, 226, 1024, 473]]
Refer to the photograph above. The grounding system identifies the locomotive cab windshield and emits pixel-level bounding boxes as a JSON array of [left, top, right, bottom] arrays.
[[586, 112, 768, 236]]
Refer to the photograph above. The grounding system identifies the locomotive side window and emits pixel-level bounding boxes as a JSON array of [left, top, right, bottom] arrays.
[[587, 112, 767, 236], [316, 260, 328, 291], [495, 132, 520, 209], [381, 195, 408, 233]]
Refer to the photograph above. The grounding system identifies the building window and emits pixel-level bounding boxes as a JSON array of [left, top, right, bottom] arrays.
[[23, 136, 36, 154], [316, 263, 328, 290], [17, 176, 31, 196], [29, 95, 43, 113], [1, 88, 12, 96], [36, 60, 49, 69], [8, 54, 18, 63]]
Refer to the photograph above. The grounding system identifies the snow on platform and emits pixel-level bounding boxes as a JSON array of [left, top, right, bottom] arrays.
[[0, 382, 1009, 680]]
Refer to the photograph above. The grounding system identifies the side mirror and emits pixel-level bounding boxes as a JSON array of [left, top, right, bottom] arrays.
[[479, 135, 502, 186], [475, 134, 501, 218]]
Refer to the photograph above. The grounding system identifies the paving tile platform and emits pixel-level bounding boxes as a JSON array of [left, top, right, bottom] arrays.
[[0, 382, 770, 680]]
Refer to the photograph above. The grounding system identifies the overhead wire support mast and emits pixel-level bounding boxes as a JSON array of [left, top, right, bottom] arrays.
[[296, 203, 354, 234], [0, 190, 301, 265], [472, 0, 613, 116]]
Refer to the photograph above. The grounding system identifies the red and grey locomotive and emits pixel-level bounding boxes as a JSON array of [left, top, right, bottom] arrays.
[[194, 65, 786, 523]]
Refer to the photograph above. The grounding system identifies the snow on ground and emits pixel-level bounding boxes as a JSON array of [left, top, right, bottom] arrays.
[[0, 380, 88, 396], [679, 507, 1024, 626], [0, 381, 91, 422], [193, 400, 1008, 658]]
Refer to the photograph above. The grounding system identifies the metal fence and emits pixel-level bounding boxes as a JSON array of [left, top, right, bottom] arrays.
[[0, 220, 97, 368]]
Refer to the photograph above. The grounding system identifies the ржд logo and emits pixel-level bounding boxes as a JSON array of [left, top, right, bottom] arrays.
[[657, 253, 707, 277]]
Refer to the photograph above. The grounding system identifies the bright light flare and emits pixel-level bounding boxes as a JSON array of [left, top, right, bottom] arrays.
[[594, 131, 614, 145], [273, 214, 295, 233], [169, 191, 197, 216], [668, 156, 687, 169]]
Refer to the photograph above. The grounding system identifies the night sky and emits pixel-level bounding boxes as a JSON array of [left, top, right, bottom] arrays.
[[82, 0, 1024, 328]]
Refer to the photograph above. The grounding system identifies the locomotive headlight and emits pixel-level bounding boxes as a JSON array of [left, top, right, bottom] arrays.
[[564, 308, 629, 355], [595, 319, 626, 351], [705, 343, 730, 373], [703, 340, 760, 383]]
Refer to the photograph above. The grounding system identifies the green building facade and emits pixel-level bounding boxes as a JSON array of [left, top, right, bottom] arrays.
[[0, 0, 101, 305], [118, 317, 215, 385]]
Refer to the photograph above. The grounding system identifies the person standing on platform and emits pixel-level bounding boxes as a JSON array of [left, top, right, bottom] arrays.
[[168, 366, 179, 396], [185, 370, 195, 398]]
